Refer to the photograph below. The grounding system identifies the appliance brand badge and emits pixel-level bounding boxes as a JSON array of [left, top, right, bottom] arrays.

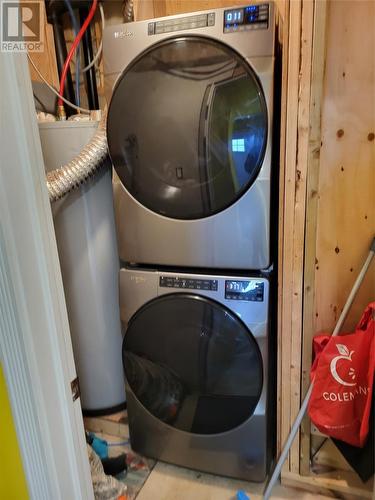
[[114, 30, 134, 38]]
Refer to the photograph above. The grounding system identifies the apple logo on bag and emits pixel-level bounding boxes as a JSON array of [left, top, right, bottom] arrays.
[[330, 344, 356, 387]]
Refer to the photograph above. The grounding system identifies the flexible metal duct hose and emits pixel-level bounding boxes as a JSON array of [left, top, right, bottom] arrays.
[[46, 113, 108, 202], [123, 0, 134, 22]]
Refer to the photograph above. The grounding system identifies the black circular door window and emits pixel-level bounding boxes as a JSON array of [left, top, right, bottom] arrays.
[[108, 36, 268, 219], [122, 294, 263, 434]]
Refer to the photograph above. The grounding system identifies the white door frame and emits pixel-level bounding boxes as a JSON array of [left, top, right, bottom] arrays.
[[0, 52, 94, 499]]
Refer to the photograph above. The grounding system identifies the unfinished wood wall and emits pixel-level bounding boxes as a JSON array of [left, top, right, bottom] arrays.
[[148, 0, 285, 20], [313, 0, 375, 334], [278, 0, 317, 476], [298, 0, 374, 493], [28, 0, 59, 87]]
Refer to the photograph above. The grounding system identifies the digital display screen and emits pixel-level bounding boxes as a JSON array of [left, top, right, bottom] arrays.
[[224, 4, 268, 33], [225, 281, 264, 301], [226, 281, 254, 293], [224, 9, 244, 25]]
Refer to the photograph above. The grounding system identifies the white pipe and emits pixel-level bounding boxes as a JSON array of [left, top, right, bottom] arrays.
[[263, 237, 375, 500]]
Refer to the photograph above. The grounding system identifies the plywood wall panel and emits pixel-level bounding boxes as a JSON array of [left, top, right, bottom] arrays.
[[157, 0, 248, 17], [153, 0, 286, 20], [134, 0, 156, 20], [28, 0, 59, 88], [314, 0, 375, 334]]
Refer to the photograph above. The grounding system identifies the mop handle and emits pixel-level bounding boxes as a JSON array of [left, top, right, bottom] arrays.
[[263, 236, 375, 500]]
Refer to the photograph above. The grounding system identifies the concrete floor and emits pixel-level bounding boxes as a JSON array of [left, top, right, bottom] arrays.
[[136, 461, 332, 500]]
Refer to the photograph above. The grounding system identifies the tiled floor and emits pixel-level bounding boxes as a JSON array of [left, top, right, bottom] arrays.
[[85, 412, 333, 500], [136, 461, 333, 500]]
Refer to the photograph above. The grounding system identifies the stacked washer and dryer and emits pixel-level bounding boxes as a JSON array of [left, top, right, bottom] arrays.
[[104, 2, 276, 481]]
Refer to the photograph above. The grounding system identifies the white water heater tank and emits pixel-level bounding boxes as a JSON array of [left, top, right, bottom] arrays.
[[39, 119, 126, 414]]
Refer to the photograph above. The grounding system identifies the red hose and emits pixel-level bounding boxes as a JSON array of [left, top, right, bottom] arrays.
[[58, 0, 98, 108]]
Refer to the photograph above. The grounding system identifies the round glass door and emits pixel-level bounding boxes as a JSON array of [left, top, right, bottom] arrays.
[[108, 36, 268, 219], [123, 294, 263, 434]]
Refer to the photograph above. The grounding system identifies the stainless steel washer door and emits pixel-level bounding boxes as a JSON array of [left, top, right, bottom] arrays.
[[122, 293, 263, 434], [108, 36, 268, 220]]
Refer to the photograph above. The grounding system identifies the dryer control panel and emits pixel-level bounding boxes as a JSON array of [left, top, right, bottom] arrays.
[[224, 4, 269, 33], [160, 276, 218, 291], [146, 3, 270, 36], [148, 12, 215, 36]]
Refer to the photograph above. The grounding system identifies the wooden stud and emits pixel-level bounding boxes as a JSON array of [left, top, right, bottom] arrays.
[[288, 0, 315, 473], [299, 0, 328, 477], [276, 0, 290, 457], [282, 470, 373, 499], [279, 0, 302, 474]]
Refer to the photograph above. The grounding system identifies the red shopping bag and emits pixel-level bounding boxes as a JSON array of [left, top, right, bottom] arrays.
[[308, 302, 375, 447]]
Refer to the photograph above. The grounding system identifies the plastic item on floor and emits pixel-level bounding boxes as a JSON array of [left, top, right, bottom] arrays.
[[85, 432, 127, 477], [236, 491, 250, 500], [102, 454, 127, 477], [87, 443, 130, 500], [87, 432, 108, 460]]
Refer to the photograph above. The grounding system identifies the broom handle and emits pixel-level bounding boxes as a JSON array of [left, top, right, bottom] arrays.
[[264, 236, 375, 500]]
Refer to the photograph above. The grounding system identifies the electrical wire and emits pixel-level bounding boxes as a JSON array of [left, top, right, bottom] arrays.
[[63, 0, 80, 107], [81, 2, 105, 73], [58, 0, 98, 109], [28, 54, 91, 114]]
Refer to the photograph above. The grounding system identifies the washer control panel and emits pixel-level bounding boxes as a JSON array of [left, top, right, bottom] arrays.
[[148, 12, 215, 36], [160, 276, 218, 291], [224, 4, 269, 33], [225, 280, 264, 301]]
